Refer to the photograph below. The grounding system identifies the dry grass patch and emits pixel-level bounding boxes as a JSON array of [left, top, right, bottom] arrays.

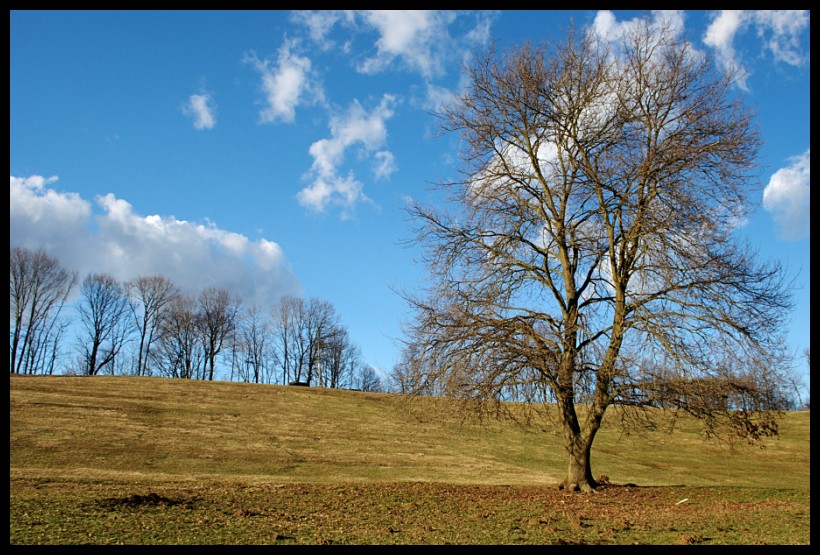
[[10, 375, 810, 544]]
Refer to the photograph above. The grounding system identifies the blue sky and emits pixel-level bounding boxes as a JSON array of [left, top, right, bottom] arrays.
[[10, 10, 810, 395]]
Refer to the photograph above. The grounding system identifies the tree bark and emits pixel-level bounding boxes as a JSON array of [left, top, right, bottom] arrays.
[[560, 434, 597, 492]]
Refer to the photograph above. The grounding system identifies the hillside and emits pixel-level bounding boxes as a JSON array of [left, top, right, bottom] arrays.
[[10, 374, 810, 489]]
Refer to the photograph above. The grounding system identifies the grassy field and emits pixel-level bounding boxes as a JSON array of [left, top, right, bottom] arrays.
[[9, 374, 810, 545]]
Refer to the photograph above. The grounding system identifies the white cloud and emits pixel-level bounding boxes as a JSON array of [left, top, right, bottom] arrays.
[[592, 10, 685, 46], [245, 39, 322, 124], [10, 175, 91, 251], [703, 10, 809, 90], [297, 172, 366, 218], [294, 10, 495, 80], [289, 10, 355, 50], [591, 10, 620, 43], [703, 11, 753, 89], [422, 82, 457, 113], [290, 10, 495, 116], [751, 10, 811, 66], [10, 175, 302, 307], [298, 94, 397, 216], [762, 149, 810, 240], [372, 150, 396, 180], [183, 93, 216, 130], [356, 10, 457, 79]]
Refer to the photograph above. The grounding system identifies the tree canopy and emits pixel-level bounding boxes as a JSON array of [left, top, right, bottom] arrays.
[[402, 19, 794, 491]]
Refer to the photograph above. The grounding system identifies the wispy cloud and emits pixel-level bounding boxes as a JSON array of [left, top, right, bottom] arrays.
[[298, 95, 398, 217], [289, 10, 355, 51], [293, 10, 495, 87], [703, 10, 809, 90], [591, 10, 686, 46], [762, 149, 810, 240], [283, 10, 496, 217], [245, 38, 323, 124], [372, 151, 396, 180], [183, 93, 216, 130], [10, 176, 302, 306], [354, 10, 458, 79]]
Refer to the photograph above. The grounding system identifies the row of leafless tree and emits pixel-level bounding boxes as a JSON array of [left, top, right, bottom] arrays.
[[9, 246, 382, 391]]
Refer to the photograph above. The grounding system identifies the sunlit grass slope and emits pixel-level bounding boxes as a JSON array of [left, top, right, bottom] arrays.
[[9, 374, 810, 490]]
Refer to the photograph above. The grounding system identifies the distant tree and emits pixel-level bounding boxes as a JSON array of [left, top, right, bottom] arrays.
[[403, 20, 793, 491], [76, 273, 133, 376], [302, 297, 341, 387], [156, 294, 203, 379], [197, 287, 240, 381], [125, 275, 179, 377], [321, 325, 360, 389], [271, 295, 341, 386], [271, 295, 306, 384], [356, 364, 383, 393], [10, 247, 78, 375], [235, 305, 270, 384], [387, 340, 437, 396]]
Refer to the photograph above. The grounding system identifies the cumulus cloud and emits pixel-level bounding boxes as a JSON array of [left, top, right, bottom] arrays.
[[591, 10, 685, 46], [289, 10, 356, 50], [283, 11, 496, 208], [355, 10, 458, 79], [703, 10, 809, 90], [762, 149, 810, 240], [183, 93, 216, 130], [10, 175, 92, 252], [245, 39, 323, 124], [298, 94, 398, 216], [293, 10, 495, 88], [10, 175, 302, 307]]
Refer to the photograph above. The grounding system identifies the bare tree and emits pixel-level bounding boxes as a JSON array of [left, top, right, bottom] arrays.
[[387, 340, 444, 396], [125, 275, 179, 377], [235, 305, 270, 384], [271, 295, 341, 386], [404, 20, 793, 491], [155, 294, 203, 379], [271, 295, 304, 384], [198, 286, 240, 381], [321, 325, 360, 389], [76, 273, 133, 376], [386, 355, 413, 395], [302, 297, 340, 387], [10, 247, 78, 374], [356, 364, 383, 393]]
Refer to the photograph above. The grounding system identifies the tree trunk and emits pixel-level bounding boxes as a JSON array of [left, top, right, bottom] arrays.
[[560, 437, 597, 492], [557, 387, 601, 492]]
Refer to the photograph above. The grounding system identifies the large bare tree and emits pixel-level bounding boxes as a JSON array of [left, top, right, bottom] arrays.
[[403, 20, 793, 491], [9, 247, 78, 374]]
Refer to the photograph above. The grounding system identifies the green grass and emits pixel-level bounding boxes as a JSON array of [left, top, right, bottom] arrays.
[[9, 374, 810, 544]]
